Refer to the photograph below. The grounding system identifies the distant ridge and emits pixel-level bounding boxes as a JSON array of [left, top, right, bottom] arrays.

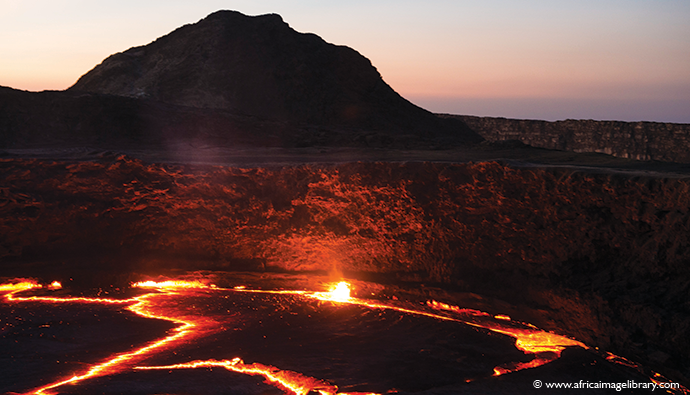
[[445, 114, 690, 163]]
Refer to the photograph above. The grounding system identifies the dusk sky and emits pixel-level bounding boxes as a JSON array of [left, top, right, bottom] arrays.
[[2, 0, 689, 122]]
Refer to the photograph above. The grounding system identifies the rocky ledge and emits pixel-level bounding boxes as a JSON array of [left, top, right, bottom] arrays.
[[447, 115, 690, 163]]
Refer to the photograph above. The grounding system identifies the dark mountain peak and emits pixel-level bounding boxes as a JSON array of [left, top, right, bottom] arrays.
[[70, 11, 299, 110], [68, 10, 378, 120], [204, 10, 286, 27], [68, 10, 476, 141], [0, 11, 482, 150]]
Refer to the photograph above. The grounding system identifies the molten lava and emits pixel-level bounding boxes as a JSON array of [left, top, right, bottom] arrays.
[[1, 277, 686, 395], [136, 358, 341, 395], [0, 280, 41, 293], [313, 281, 351, 303], [1, 279, 215, 395], [133, 279, 213, 289]]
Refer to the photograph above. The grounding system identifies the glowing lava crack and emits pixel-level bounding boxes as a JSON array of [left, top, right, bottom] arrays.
[[135, 358, 352, 395], [1, 278, 685, 395], [2, 280, 209, 395]]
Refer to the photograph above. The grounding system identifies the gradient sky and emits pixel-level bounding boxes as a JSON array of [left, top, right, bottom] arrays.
[[2, 0, 689, 122]]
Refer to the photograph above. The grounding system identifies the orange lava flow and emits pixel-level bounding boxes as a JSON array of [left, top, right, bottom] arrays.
[[133, 279, 214, 289], [0, 280, 42, 293], [312, 281, 352, 303], [427, 300, 585, 374], [133, 281, 587, 392], [135, 358, 378, 395], [421, 299, 585, 374], [136, 358, 339, 395], [313, 288, 586, 368], [227, 284, 587, 378], [133, 281, 380, 395], [3, 277, 685, 394], [1, 279, 214, 395]]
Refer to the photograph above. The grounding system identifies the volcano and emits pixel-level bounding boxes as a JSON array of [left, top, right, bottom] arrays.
[[2, 9, 690, 394]]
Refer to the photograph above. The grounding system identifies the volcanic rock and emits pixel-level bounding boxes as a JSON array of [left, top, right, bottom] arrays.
[[448, 114, 690, 163], [3, 158, 690, 383], [68, 10, 479, 144]]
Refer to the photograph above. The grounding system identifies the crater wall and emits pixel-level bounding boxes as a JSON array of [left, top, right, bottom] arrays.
[[1, 157, 689, 382]]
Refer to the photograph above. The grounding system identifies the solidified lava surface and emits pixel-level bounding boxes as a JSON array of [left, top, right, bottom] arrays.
[[1, 157, 690, 385], [1, 273, 679, 395]]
